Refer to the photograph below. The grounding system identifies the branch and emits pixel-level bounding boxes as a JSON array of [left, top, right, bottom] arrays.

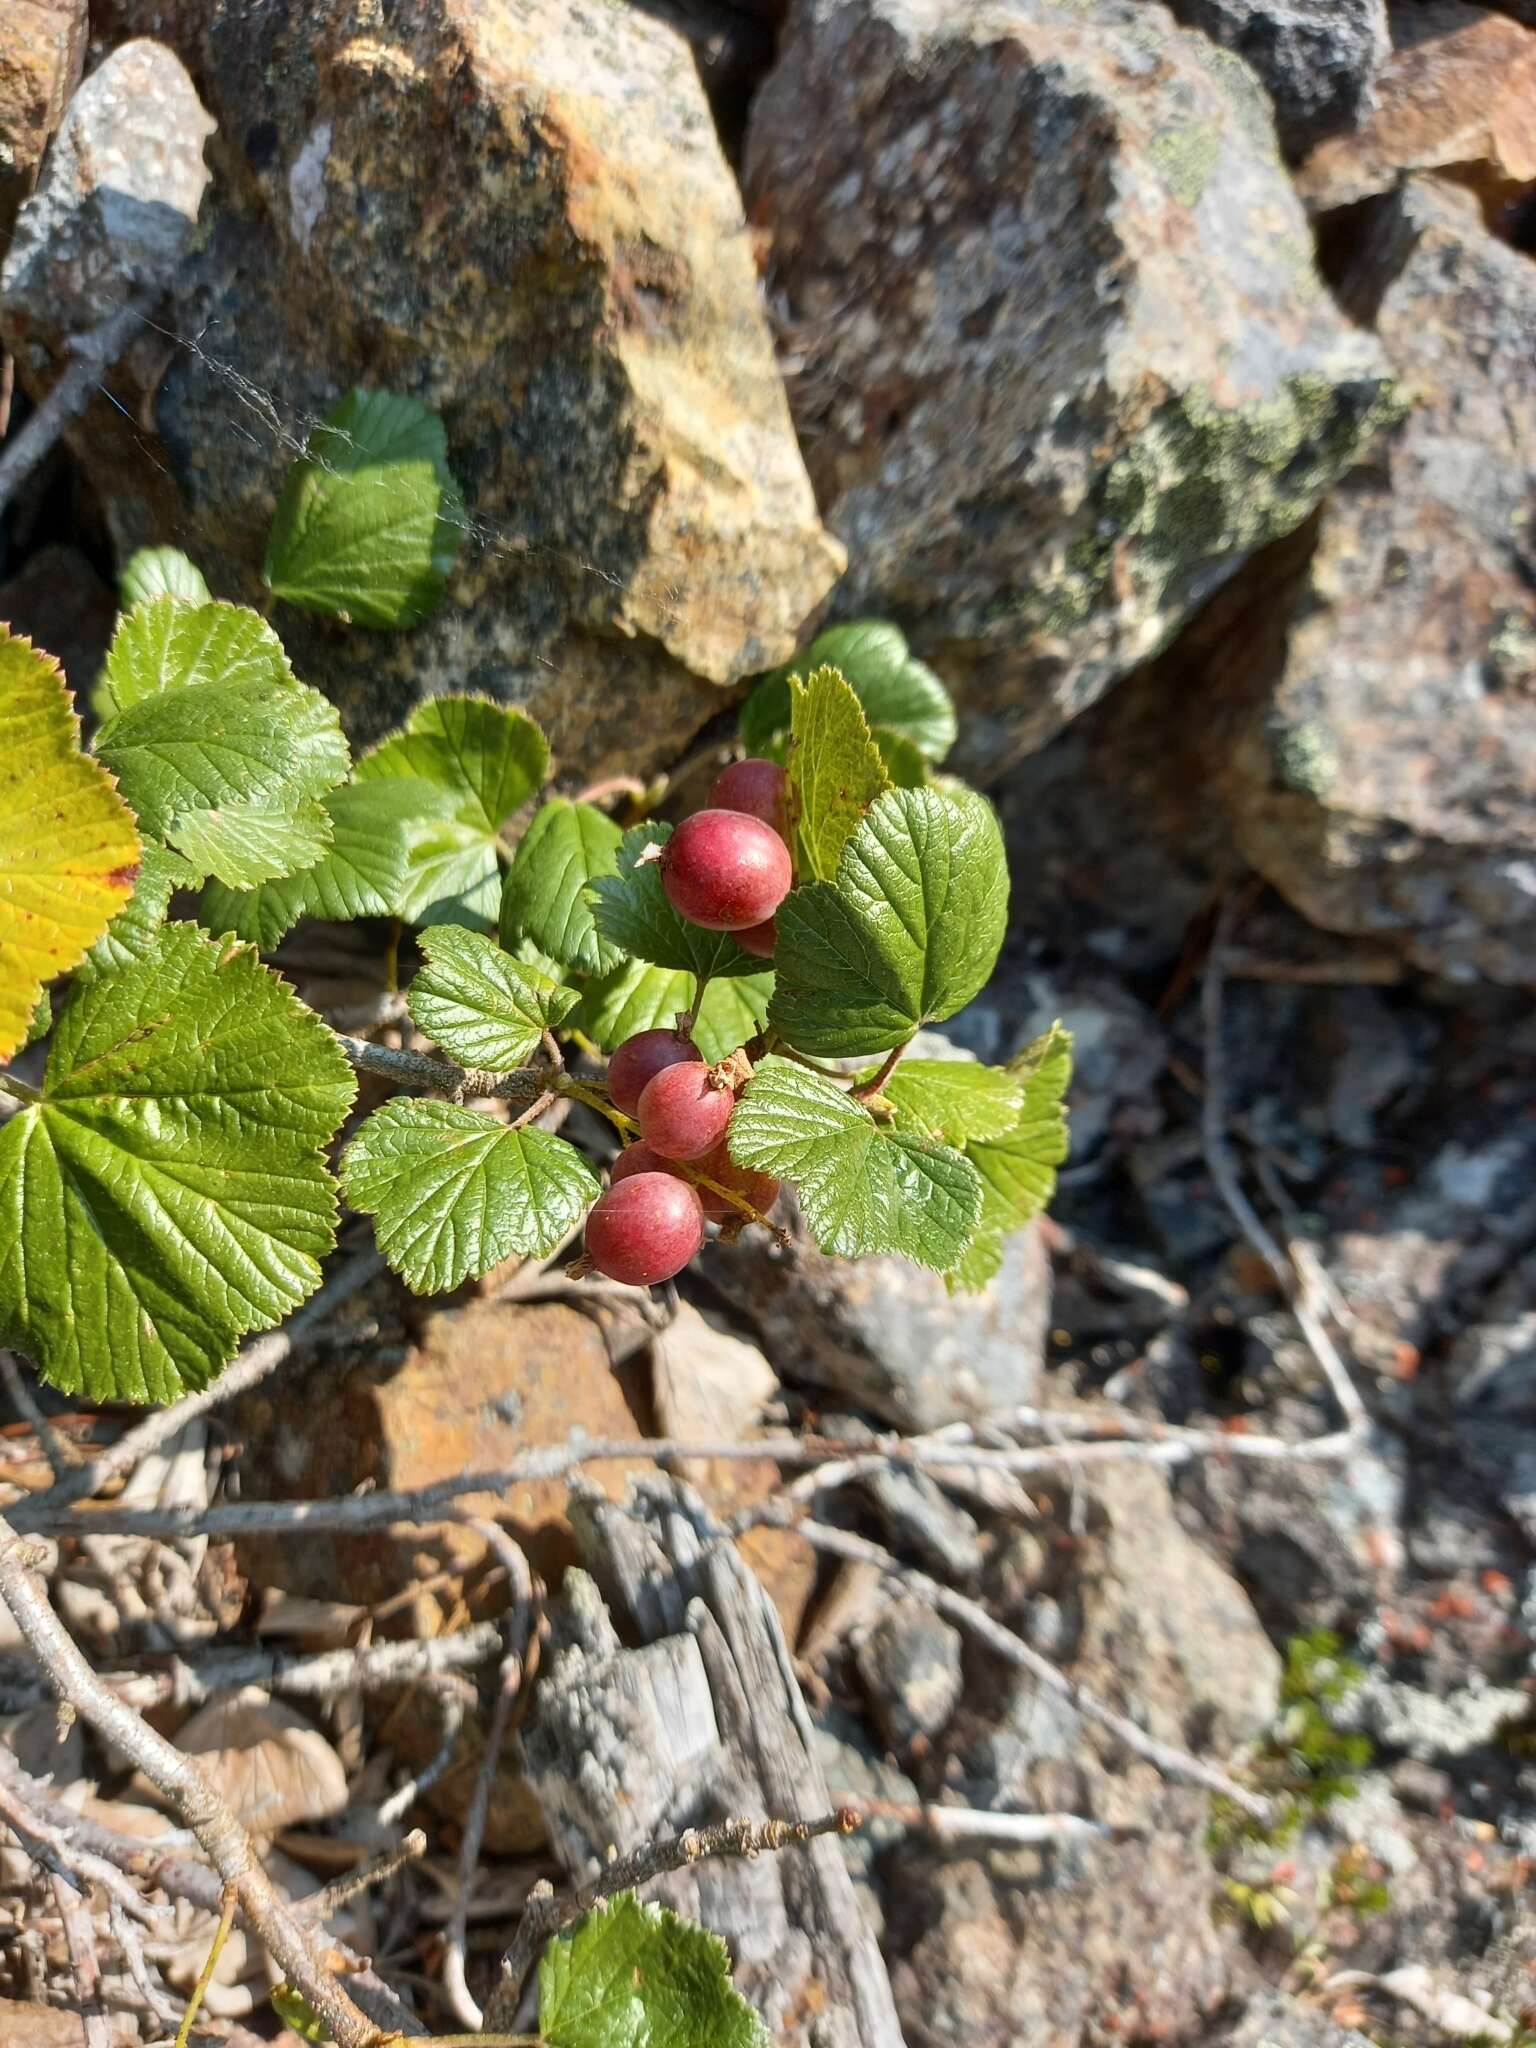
[[0, 293, 156, 515], [784, 1518, 1274, 1823], [835, 1796, 1130, 1846], [1202, 894, 1368, 1439], [0, 1510, 381, 2048], [0, 1348, 77, 1477], [8, 1247, 385, 1529], [486, 1811, 856, 2025], [335, 1034, 546, 1107], [51, 1872, 113, 2048]]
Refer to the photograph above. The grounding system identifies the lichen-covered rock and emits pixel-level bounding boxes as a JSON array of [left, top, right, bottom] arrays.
[[1199, 177, 1536, 986], [22, 0, 842, 774], [0, 37, 212, 337], [0, 1, 85, 246], [744, 0, 1391, 778], [1152, 0, 1390, 157], [1297, 3, 1536, 217]]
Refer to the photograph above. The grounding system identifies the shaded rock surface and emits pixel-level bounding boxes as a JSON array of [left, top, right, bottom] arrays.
[[1152, 0, 1390, 157], [705, 1191, 1051, 1430], [744, 0, 1391, 778], [1195, 176, 1536, 986], [22, 0, 842, 776]]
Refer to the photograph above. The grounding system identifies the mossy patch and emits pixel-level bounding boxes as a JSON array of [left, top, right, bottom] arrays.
[[1149, 121, 1222, 207]]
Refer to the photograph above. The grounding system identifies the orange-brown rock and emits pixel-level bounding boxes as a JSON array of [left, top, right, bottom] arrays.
[[0, 1, 84, 242], [1298, 4, 1536, 217]]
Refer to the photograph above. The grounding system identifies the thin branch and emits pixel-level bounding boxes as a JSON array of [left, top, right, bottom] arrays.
[[0, 1510, 380, 2048], [335, 1035, 546, 1107], [485, 1811, 857, 2027], [109, 1894, 182, 2029], [298, 1831, 426, 1923], [0, 1770, 160, 1923], [785, 1519, 1273, 1823], [374, 1681, 471, 1828], [51, 1872, 113, 2048], [0, 1618, 503, 1715], [174, 1884, 236, 2048], [0, 1349, 76, 1477], [0, 293, 156, 514], [1202, 895, 1368, 1439], [835, 1796, 1129, 1845], [8, 1248, 385, 1529]]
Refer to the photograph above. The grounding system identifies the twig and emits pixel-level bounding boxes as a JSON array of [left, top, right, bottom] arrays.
[[0, 294, 155, 515], [8, 1247, 386, 1529], [299, 1831, 427, 1923], [785, 1519, 1273, 1823], [51, 1872, 113, 2048], [174, 1883, 236, 2048], [0, 1768, 160, 1923], [375, 1681, 471, 1828], [1202, 895, 1368, 1439], [335, 1035, 545, 1108], [0, 1510, 380, 2048], [443, 1522, 535, 2029], [851, 1042, 907, 1101], [486, 1811, 856, 2026], [0, 1350, 76, 1477], [109, 1894, 182, 2028], [836, 1796, 1127, 1845]]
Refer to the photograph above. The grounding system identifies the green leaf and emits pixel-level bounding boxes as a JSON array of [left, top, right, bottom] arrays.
[[93, 601, 350, 888], [743, 619, 956, 763], [588, 823, 763, 981], [873, 726, 930, 789], [97, 595, 294, 715], [499, 799, 624, 975], [263, 388, 464, 629], [0, 628, 142, 1062], [539, 1891, 768, 2048], [877, 1059, 1024, 1145], [580, 960, 773, 1064], [728, 1055, 981, 1271], [355, 697, 548, 929], [408, 925, 578, 1070], [119, 547, 211, 612], [0, 926, 356, 1401], [84, 845, 201, 972], [787, 666, 889, 883], [199, 780, 421, 950], [340, 1099, 599, 1293], [769, 787, 1008, 1057], [950, 1023, 1073, 1295]]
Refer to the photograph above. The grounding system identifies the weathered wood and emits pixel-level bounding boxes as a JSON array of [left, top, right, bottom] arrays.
[[516, 1476, 907, 2048]]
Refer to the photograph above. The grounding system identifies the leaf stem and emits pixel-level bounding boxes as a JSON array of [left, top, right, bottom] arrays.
[[554, 1076, 778, 1232], [508, 1089, 556, 1131], [176, 1885, 237, 2048], [851, 1042, 907, 1100], [572, 774, 647, 809], [773, 1045, 851, 1080], [0, 1070, 42, 1106]]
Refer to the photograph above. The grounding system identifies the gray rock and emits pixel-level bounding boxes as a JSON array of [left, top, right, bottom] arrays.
[[855, 1596, 964, 1755], [744, 0, 1391, 778], [1450, 1249, 1536, 1414], [811, 1704, 920, 1937], [20, 0, 842, 780], [1, 38, 213, 339], [1151, 0, 1390, 157], [1198, 177, 1536, 987], [705, 1193, 1051, 1431], [1340, 1670, 1529, 1762], [0, 2, 85, 247], [1220, 1990, 1378, 2048], [822, 1415, 984, 1579]]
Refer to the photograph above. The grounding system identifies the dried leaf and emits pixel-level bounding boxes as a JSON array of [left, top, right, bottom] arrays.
[[150, 1687, 349, 1834]]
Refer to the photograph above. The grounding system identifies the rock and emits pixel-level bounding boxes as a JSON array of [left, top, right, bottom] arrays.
[[1154, 0, 1390, 157], [0, 544, 117, 697], [1071, 1463, 1281, 1786], [705, 1192, 1051, 1431], [1449, 1248, 1536, 1412], [1198, 176, 1536, 987], [0, 2001, 138, 2047], [0, 2, 85, 245], [821, 1416, 985, 1579], [231, 1295, 656, 1606], [1340, 1669, 1530, 1762], [1181, 1427, 1407, 1636], [1297, 3, 1536, 217], [744, 0, 1391, 778], [35, 0, 841, 779], [1221, 1991, 1378, 2048], [885, 1820, 1244, 2048], [811, 1703, 920, 1937], [855, 1595, 964, 1755], [0, 38, 213, 341]]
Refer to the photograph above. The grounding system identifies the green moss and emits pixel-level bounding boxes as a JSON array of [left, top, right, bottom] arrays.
[[1273, 720, 1340, 798], [1149, 122, 1222, 207], [1207, 1631, 1374, 1856]]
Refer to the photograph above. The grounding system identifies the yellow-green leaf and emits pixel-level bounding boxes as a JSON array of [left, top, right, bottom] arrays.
[[787, 665, 889, 882], [0, 629, 141, 1062]]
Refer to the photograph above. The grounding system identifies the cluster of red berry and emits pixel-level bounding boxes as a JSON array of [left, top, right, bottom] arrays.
[[583, 761, 793, 1285]]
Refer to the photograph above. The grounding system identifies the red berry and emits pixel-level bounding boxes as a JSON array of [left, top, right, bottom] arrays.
[[710, 759, 789, 836], [637, 1060, 736, 1160], [606, 1028, 701, 1117], [609, 1140, 670, 1187], [662, 809, 792, 932], [585, 1173, 704, 1286], [694, 1141, 780, 1222], [734, 914, 777, 959]]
